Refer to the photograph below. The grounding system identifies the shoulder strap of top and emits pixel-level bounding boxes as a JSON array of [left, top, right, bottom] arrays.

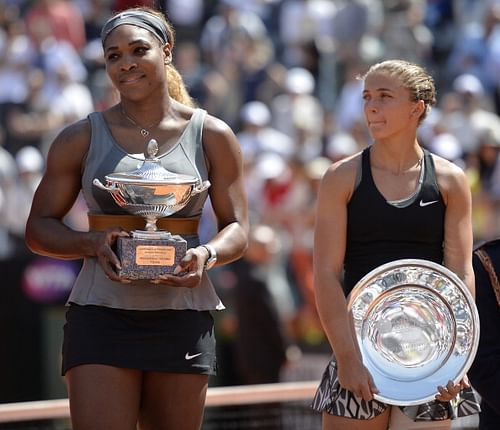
[[194, 109, 208, 181], [85, 111, 106, 167], [360, 146, 372, 183], [362, 146, 370, 170], [177, 108, 208, 182], [87, 111, 100, 138], [182, 108, 207, 146], [85, 111, 115, 167], [194, 108, 207, 138], [353, 147, 371, 191], [422, 148, 439, 189], [474, 247, 500, 307]]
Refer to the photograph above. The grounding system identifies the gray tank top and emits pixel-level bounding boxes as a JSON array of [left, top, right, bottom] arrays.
[[67, 108, 224, 311]]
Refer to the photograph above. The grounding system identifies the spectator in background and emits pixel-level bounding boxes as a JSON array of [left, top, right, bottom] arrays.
[[325, 131, 359, 163], [441, 73, 500, 156], [4, 145, 44, 256], [237, 100, 294, 162], [209, 223, 288, 429], [24, 0, 86, 51], [286, 156, 331, 350], [0, 133, 17, 259], [162, 0, 206, 43], [278, 0, 338, 69], [427, 131, 465, 168], [174, 41, 209, 105], [232, 224, 287, 385], [333, 62, 365, 133], [3, 68, 63, 155], [0, 10, 35, 108], [48, 62, 94, 124], [380, 0, 433, 66], [199, 1, 278, 127], [200, 0, 267, 68], [270, 67, 324, 162], [80, 0, 111, 42]]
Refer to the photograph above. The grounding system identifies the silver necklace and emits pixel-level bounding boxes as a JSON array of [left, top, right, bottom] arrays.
[[120, 105, 161, 138]]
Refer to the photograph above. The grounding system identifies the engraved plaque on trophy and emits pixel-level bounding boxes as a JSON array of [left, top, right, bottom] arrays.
[[93, 139, 210, 280]]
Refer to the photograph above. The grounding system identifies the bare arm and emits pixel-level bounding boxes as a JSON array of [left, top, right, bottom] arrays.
[[314, 154, 378, 401], [434, 155, 475, 400], [157, 114, 249, 287], [200, 114, 249, 264], [435, 156, 475, 297], [25, 120, 128, 277]]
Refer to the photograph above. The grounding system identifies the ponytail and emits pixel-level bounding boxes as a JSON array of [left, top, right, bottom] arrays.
[[166, 64, 196, 107]]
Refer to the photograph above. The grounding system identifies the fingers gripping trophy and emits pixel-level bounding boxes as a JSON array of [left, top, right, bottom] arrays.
[[93, 138, 210, 280]]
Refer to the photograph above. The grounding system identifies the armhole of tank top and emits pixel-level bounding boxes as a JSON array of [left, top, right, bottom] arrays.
[[196, 109, 209, 179], [176, 108, 207, 182], [423, 149, 441, 192], [81, 112, 98, 176], [353, 148, 369, 192]]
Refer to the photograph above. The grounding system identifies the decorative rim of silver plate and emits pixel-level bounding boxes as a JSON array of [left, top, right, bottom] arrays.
[[347, 259, 479, 406]]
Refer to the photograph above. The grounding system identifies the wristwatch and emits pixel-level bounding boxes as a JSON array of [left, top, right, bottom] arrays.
[[200, 244, 217, 270]]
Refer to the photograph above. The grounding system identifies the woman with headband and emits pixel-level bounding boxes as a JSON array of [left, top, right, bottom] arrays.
[[25, 7, 248, 430]]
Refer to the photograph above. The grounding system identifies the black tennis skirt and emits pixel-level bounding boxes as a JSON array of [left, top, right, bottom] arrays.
[[62, 304, 217, 376]]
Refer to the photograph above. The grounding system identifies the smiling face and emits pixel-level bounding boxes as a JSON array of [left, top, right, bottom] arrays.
[[103, 24, 171, 101], [362, 72, 423, 141]]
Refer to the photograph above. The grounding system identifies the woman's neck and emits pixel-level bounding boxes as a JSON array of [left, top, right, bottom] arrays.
[[120, 92, 174, 121], [370, 141, 424, 176]]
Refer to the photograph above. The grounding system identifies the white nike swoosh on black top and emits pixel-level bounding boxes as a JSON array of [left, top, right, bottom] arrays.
[[419, 200, 438, 207], [185, 352, 203, 360]]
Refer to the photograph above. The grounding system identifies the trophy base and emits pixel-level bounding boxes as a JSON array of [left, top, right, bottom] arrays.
[[116, 233, 187, 280]]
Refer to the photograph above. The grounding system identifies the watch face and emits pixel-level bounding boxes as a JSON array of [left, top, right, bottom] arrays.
[[203, 245, 216, 269]]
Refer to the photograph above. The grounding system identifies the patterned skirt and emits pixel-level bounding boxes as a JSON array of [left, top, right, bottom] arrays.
[[311, 358, 481, 421]]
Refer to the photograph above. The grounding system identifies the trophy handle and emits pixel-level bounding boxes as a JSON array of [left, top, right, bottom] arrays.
[[191, 180, 211, 196], [93, 178, 119, 194]]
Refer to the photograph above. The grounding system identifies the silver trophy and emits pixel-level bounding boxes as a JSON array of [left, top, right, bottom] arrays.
[[347, 259, 479, 405], [93, 139, 210, 280]]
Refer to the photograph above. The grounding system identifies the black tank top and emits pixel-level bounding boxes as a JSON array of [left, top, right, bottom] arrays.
[[343, 147, 445, 295]]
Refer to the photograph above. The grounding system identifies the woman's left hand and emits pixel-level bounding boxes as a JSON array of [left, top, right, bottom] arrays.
[[435, 376, 470, 402], [149, 246, 207, 288]]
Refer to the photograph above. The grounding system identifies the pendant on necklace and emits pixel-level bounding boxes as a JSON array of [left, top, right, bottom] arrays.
[[140, 129, 149, 137]]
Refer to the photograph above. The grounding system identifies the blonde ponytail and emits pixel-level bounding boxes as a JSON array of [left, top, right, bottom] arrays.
[[166, 64, 196, 107]]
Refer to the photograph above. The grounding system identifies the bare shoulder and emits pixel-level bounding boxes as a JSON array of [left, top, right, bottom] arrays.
[[202, 113, 235, 140], [430, 153, 469, 190], [47, 118, 91, 169], [321, 151, 362, 198], [200, 113, 240, 167]]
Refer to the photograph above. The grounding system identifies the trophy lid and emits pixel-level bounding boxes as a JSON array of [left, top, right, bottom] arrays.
[[105, 139, 199, 185]]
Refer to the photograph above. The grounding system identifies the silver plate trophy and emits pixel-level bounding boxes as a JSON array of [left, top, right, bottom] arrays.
[[347, 259, 479, 406], [93, 139, 210, 280]]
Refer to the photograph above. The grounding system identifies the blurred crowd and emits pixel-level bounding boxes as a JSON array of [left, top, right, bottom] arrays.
[[2, 0, 500, 387]]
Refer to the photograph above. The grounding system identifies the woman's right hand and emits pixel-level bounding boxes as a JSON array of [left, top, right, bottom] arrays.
[[337, 357, 379, 401], [93, 229, 130, 282]]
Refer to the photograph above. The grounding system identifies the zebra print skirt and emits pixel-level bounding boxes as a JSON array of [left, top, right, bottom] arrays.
[[311, 358, 481, 421]]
